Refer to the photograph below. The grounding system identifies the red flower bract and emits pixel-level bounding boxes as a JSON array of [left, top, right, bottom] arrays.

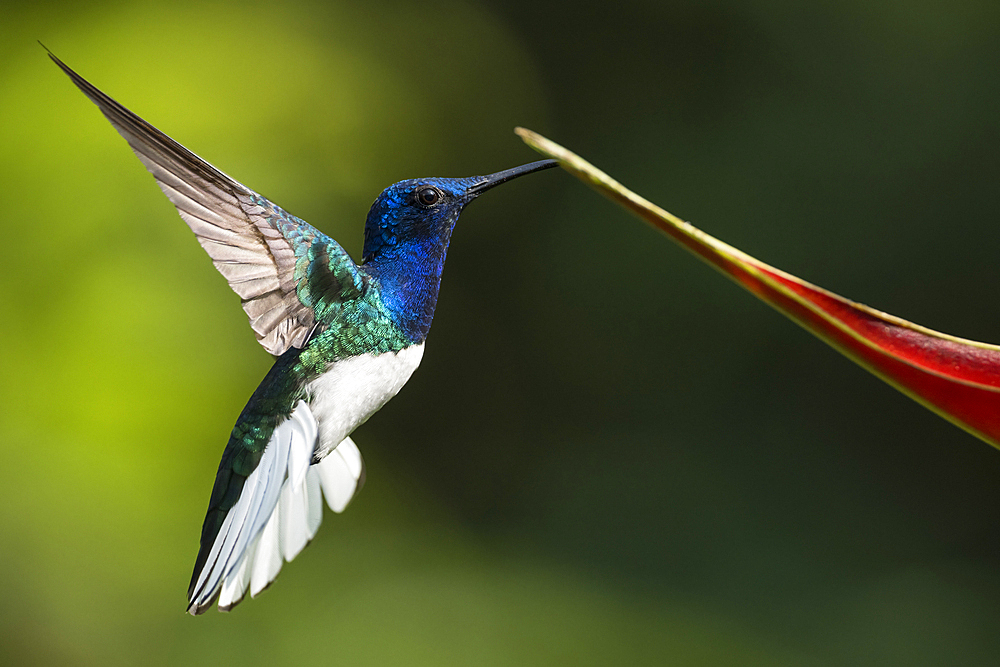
[[518, 127, 1000, 449]]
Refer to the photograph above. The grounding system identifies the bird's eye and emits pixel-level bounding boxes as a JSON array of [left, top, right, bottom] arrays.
[[416, 187, 441, 207]]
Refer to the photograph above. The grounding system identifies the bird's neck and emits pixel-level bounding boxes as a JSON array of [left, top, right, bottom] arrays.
[[363, 234, 454, 342]]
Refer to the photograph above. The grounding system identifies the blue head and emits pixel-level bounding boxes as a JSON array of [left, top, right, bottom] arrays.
[[361, 159, 557, 341]]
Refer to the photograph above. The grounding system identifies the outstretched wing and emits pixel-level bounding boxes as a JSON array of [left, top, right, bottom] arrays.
[[49, 50, 365, 356]]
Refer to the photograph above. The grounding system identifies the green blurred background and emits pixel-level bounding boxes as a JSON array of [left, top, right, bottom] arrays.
[[3, 0, 1000, 664]]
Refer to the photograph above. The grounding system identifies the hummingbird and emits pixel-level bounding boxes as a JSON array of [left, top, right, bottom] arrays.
[[48, 51, 557, 615]]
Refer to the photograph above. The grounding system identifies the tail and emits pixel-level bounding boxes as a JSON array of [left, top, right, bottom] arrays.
[[187, 400, 365, 614]]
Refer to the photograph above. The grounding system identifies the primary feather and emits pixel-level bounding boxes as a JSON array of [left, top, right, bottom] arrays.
[[47, 50, 364, 357]]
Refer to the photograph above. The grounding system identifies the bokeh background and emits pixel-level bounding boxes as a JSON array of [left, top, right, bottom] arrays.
[[3, 0, 1000, 664]]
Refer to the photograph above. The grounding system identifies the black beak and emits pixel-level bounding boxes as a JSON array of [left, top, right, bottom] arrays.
[[466, 159, 559, 196]]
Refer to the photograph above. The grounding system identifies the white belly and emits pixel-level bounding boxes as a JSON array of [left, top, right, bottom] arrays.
[[304, 343, 425, 458]]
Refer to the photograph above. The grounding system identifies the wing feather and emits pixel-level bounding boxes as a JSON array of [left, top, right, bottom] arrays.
[[49, 51, 367, 356]]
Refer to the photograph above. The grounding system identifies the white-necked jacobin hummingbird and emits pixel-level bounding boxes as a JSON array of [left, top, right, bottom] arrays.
[[49, 51, 557, 614]]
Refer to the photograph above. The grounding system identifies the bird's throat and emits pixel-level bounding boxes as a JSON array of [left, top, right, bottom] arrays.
[[364, 236, 452, 342]]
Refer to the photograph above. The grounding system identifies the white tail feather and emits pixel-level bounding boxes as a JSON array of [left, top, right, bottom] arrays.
[[317, 438, 364, 513], [249, 508, 282, 598], [279, 471, 311, 560], [217, 547, 251, 610]]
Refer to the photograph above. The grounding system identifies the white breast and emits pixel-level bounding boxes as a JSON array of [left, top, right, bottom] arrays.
[[305, 343, 425, 458]]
